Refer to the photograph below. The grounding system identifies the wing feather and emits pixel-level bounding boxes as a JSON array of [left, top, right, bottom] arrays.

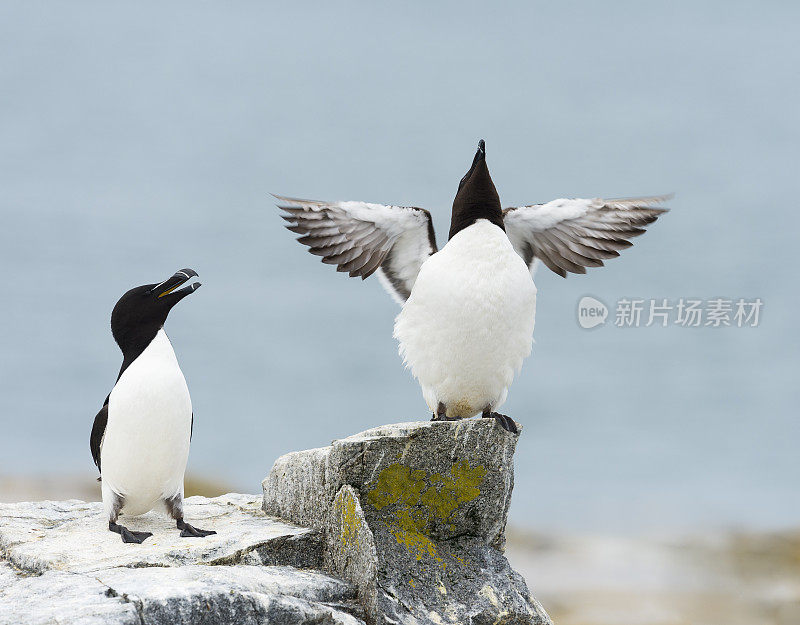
[[503, 194, 670, 276], [90, 403, 108, 473], [276, 195, 437, 303]]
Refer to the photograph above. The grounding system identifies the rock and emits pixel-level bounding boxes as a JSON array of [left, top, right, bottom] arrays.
[[327, 485, 380, 616], [263, 419, 553, 625], [0, 493, 321, 573], [1, 421, 552, 624], [0, 493, 364, 624], [0, 561, 141, 625], [0, 561, 364, 625]]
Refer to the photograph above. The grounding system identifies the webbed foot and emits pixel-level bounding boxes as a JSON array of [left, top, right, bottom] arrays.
[[177, 519, 216, 538], [482, 411, 519, 434], [109, 521, 152, 544]]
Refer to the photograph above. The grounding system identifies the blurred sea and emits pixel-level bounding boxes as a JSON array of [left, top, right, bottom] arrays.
[[0, 1, 798, 536]]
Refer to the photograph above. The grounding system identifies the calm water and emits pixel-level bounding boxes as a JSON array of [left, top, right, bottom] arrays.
[[1, 2, 798, 533]]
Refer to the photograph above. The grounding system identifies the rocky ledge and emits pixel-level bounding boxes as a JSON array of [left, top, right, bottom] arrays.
[[0, 493, 362, 624], [0, 419, 551, 624], [263, 419, 551, 624]]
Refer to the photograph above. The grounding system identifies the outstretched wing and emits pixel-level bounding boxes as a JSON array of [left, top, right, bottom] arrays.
[[90, 402, 108, 473], [277, 195, 437, 304], [503, 195, 670, 277]]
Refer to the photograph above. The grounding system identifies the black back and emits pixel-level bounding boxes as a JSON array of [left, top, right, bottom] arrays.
[[448, 140, 505, 240]]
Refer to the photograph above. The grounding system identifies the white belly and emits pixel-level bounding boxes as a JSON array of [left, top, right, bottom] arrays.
[[101, 330, 191, 517], [394, 220, 537, 418]]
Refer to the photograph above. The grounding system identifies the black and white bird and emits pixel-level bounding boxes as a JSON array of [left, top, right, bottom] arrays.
[[278, 140, 668, 433], [90, 269, 216, 543]]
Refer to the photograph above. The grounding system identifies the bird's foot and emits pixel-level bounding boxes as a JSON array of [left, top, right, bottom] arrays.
[[109, 522, 152, 544], [431, 413, 461, 422], [482, 411, 519, 434], [431, 402, 461, 422], [177, 519, 216, 538]]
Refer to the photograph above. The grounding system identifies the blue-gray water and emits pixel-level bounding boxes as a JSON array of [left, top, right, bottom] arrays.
[[1, 2, 797, 534]]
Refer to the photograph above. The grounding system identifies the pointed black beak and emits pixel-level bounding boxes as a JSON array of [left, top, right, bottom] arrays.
[[459, 139, 487, 190], [148, 268, 201, 300], [470, 139, 486, 168]]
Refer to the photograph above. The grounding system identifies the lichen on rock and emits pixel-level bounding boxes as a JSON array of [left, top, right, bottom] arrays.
[[366, 460, 488, 566], [263, 419, 552, 624], [0, 420, 551, 624]]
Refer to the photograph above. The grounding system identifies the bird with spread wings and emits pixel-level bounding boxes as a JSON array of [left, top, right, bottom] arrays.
[[277, 193, 670, 303]]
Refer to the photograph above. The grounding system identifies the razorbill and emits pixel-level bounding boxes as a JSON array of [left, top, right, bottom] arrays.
[[277, 140, 668, 433], [90, 268, 216, 543]]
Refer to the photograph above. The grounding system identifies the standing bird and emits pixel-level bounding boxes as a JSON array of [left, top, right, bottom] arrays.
[[90, 269, 216, 543], [278, 140, 668, 432]]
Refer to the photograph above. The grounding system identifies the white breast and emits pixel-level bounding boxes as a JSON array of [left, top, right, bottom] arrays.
[[101, 329, 192, 517], [394, 220, 537, 418]]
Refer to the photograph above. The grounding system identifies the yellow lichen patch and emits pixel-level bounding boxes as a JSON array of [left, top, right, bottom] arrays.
[[419, 461, 486, 521], [389, 509, 443, 564], [450, 460, 486, 502], [366, 460, 487, 567], [366, 464, 427, 511], [335, 488, 361, 547]]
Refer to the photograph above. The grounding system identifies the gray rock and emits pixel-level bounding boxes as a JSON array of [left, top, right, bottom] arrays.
[[263, 419, 553, 625], [327, 485, 380, 618], [0, 494, 363, 625], [0, 562, 141, 625], [0, 562, 364, 625], [0, 421, 552, 624], [0, 493, 322, 573], [264, 446, 331, 529], [93, 565, 364, 625]]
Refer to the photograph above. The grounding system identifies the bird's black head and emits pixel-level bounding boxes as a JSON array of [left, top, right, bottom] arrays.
[[111, 268, 201, 358], [448, 139, 504, 240]]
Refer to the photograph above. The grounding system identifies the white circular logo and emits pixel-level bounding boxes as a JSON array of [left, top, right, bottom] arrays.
[[577, 296, 608, 329]]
